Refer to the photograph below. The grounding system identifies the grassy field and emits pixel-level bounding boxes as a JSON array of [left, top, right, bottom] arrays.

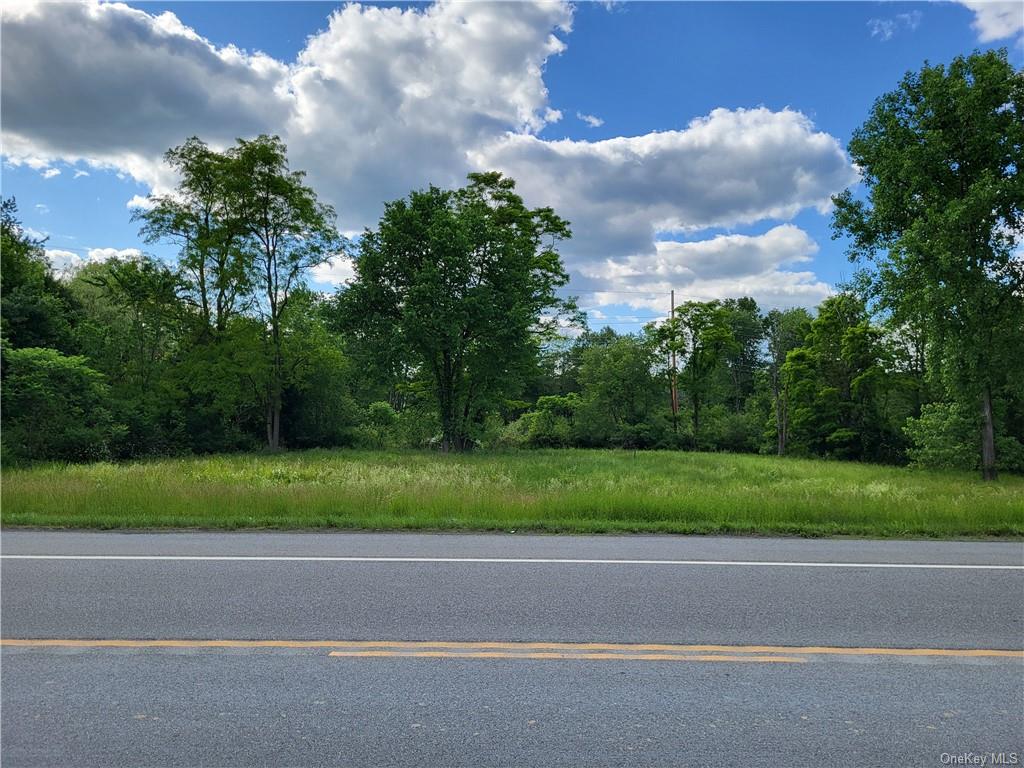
[[2, 449, 1022, 538]]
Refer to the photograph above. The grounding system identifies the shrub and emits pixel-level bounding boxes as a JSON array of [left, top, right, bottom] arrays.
[[904, 402, 978, 470], [2, 347, 123, 462]]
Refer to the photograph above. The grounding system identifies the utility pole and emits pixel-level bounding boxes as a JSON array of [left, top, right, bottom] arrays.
[[669, 289, 679, 433]]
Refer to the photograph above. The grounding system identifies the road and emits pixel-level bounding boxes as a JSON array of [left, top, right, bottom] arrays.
[[2, 531, 1022, 767]]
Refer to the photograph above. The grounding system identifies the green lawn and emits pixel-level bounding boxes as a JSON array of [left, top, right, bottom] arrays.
[[2, 449, 1022, 538]]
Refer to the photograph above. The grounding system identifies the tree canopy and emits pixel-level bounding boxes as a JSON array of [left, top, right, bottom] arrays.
[[832, 49, 1024, 478], [342, 172, 573, 451]]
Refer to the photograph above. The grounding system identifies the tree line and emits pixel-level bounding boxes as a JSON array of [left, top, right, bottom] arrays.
[[2, 51, 1021, 477]]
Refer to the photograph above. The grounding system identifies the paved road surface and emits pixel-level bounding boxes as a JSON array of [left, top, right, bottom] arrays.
[[2, 531, 1022, 767]]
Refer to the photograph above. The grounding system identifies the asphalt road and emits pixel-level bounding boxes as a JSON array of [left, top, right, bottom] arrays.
[[2, 531, 1022, 767]]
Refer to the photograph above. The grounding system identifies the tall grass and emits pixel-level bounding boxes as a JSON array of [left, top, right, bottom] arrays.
[[2, 449, 1022, 538]]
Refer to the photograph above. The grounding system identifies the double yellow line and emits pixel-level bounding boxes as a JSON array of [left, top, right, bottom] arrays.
[[3, 639, 1021, 664]]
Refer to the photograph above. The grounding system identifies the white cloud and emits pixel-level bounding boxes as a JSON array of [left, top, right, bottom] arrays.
[[126, 194, 155, 210], [73, 169, 90, 178], [956, 1, 1023, 42], [575, 225, 830, 311], [41, 167, 61, 179], [86, 247, 144, 262], [34, 203, 49, 215], [311, 254, 356, 287], [45, 246, 144, 278], [284, 0, 572, 229], [868, 11, 922, 41], [1, 0, 290, 196], [577, 112, 604, 128], [44, 249, 82, 276], [472, 107, 857, 268], [3, 1, 857, 309]]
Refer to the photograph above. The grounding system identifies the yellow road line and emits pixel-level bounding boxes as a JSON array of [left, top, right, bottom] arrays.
[[1, 638, 1021, 659], [326, 650, 806, 663]]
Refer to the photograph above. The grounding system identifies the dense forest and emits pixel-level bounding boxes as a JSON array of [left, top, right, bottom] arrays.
[[2, 51, 1022, 477]]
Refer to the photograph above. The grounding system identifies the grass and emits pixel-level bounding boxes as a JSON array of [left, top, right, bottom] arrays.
[[2, 448, 1023, 538]]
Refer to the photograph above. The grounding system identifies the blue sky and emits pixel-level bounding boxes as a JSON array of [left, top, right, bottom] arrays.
[[3, 1, 1021, 331]]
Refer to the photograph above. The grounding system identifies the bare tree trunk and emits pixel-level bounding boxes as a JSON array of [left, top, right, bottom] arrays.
[[439, 352, 456, 453], [265, 386, 281, 451], [272, 397, 281, 451], [980, 386, 997, 481], [266, 400, 275, 450]]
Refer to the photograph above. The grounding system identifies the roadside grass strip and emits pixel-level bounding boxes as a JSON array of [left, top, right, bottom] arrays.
[[4, 448, 1023, 538]]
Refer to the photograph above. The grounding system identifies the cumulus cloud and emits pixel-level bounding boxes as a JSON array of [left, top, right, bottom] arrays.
[[126, 195, 156, 211], [1, 0, 290, 195], [284, 0, 572, 228], [956, 1, 1023, 42], [575, 225, 830, 311], [86, 247, 144, 262], [41, 167, 60, 179], [312, 254, 356, 287], [44, 246, 144, 278], [44, 249, 82, 276], [472, 107, 857, 266], [3, 0, 857, 309]]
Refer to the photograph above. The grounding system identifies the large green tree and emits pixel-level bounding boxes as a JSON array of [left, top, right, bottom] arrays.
[[344, 172, 572, 451], [230, 136, 343, 450], [675, 301, 739, 443], [576, 332, 664, 447], [781, 294, 898, 461], [136, 137, 251, 337], [832, 50, 1024, 479]]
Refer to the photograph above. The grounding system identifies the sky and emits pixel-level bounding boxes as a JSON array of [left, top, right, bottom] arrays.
[[2, 0, 1022, 332]]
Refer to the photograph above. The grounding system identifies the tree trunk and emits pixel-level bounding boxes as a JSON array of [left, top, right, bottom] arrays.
[[272, 399, 281, 451], [438, 352, 457, 453], [980, 386, 997, 481], [776, 396, 785, 456], [265, 400, 275, 450], [691, 398, 700, 448], [265, 398, 281, 451]]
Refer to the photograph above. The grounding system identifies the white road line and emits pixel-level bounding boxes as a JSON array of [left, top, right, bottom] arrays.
[[0, 555, 1021, 569]]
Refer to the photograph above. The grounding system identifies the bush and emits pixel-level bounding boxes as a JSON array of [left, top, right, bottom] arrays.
[[904, 402, 978, 470], [704, 405, 760, 453], [393, 407, 441, 449], [2, 347, 123, 462], [362, 401, 398, 448], [995, 436, 1024, 474]]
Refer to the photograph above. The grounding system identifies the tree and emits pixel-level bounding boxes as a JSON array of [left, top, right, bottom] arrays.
[[135, 137, 251, 337], [576, 333, 664, 447], [344, 172, 572, 451], [675, 301, 739, 444], [763, 307, 811, 455], [82, 257, 180, 393], [720, 298, 763, 412], [780, 294, 893, 460], [832, 50, 1024, 479], [230, 135, 343, 450], [75, 256, 185, 455], [1, 198, 78, 352]]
